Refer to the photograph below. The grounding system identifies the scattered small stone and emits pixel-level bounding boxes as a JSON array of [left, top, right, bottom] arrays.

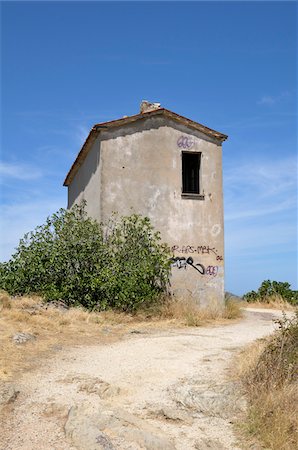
[[59, 374, 121, 399], [51, 344, 63, 352], [0, 383, 19, 408], [23, 308, 38, 315], [95, 432, 116, 450], [78, 378, 121, 399], [102, 327, 111, 334], [12, 332, 36, 344], [195, 437, 227, 450], [43, 402, 69, 419], [44, 300, 69, 311], [130, 330, 144, 334], [158, 407, 194, 425]]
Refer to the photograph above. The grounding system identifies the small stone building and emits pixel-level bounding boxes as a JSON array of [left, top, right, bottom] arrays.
[[64, 102, 228, 305]]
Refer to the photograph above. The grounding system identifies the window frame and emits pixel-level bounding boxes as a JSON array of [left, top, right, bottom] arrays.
[[181, 151, 204, 200]]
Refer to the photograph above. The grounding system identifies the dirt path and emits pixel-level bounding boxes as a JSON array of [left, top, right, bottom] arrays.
[[1, 308, 286, 450]]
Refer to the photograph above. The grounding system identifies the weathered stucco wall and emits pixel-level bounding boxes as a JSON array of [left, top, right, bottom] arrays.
[[68, 116, 224, 305], [68, 136, 102, 220]]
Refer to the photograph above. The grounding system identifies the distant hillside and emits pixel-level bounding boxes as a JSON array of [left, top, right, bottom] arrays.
[[225, 291, 244, 302]]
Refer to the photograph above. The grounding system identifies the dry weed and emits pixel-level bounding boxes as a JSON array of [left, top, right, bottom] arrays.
[[235, 312, 298, 449], [159, 297, 242, 326], [246, 383, 298, 450], [231, 339, 267, 380], [0, 294, 129, 381], [223, 299, 242, 319], [0, 292, 242, 381], [0, 291, 11, 310], [244, 294, 294, 311]]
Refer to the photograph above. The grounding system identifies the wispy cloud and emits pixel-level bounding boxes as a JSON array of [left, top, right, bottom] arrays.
[[74, 124, 90, 146], [225, 156, 297, 199], [0, 196, 65, 262], [257, 90, 291, 106], [0, 162, 43, 181], [224, 155, 297, 220], [224, 154, 297, 293], [225, 199, 296, 221]]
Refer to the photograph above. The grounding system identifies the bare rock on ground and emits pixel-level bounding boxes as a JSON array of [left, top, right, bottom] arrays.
[[79, 378, 121, 399], [42, 402, 69, 420], [152, 406, 194, 425], [65, 402, 176, 450], [173, 381, 246, 421], [0, 383, 19, 408], [59, 374, 121, 399], [12, 332, 36, 344]]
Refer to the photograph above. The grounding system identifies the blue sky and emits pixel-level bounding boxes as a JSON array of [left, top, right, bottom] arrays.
[[1, 1, 297, 295]]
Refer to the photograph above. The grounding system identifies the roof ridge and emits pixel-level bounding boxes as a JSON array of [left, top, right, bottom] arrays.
[[63, 108, 228, 186]]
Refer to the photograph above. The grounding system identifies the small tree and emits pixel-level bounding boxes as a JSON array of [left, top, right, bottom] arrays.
[[243, 280, 298, 305], [0, 203, 171, 311], [100, 214, 170, 310]]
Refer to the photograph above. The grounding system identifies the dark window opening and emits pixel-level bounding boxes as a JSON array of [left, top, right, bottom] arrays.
[[182, 152, 201, 194]]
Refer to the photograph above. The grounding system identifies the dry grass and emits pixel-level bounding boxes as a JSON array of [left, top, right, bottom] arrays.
[[223, 298, 243, 319], [245, 383, 298, 450], [234, 312, 298, 450], [243, 293, 295, 311], [158, 296, 242, 326], [0, 292, 242, 382], [0, 291, 140, 381], [232, 339, 267, 380]]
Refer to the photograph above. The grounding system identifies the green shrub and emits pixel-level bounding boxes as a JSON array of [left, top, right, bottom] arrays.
[[243, 280, 298, 305], [0, 203, 171, 311]]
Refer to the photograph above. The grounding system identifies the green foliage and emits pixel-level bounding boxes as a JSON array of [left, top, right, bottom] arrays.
[[0, 203, 171, 311], [243, 280, 298, 305]]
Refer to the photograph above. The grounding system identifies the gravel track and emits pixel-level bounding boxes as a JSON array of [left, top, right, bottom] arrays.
[[0, 308, 285, 450]]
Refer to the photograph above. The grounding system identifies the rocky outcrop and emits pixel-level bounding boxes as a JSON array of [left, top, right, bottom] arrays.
[[65, 401, 176, 450], [172, 381, 246, 421]]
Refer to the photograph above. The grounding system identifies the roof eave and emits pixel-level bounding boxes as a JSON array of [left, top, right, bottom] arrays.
[[63, 108, 228, 187], [63, 127, 99, 186]]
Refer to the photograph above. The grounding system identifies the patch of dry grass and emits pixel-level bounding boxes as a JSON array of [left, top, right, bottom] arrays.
[[223, 298, 242, 319], [158, 296, 242, 326], [232, 339, 267, 380], [243, 293, 294, 311], [245, 383, 298, 450], [0, 291, 242, 382], [235, 312, 298, 450], [0, 292, 136, 381]]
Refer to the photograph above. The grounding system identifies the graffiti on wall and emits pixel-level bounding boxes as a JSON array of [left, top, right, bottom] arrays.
[[177, 135, 194, 149], [205, 265, 218, 276], [170, 256, 218, 277], [171, 245, 223, 262]]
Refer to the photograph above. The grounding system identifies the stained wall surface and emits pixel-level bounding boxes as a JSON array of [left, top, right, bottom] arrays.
[[67, 116, 225, 305]]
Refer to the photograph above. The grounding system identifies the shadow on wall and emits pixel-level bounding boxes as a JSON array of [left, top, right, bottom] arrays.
[[68, 141, 101, 208]]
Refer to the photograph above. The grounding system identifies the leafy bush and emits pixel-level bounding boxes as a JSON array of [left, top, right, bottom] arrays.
[[0, 203, 171, 311], [243, 280, 298, 305]]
